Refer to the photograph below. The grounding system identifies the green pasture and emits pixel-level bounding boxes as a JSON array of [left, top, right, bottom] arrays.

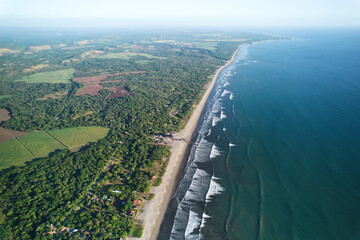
[[16, 68, 75, 84], [48, 126, 109, 148], [0, 95, 11, 100], [0, 126, 109, 170], [17, 132, 65, 158], [0, 139, 33, 170], [98, 52, 166, 60]]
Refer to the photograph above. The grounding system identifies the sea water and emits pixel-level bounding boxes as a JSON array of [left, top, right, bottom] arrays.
[[158, 29, 360, 240]]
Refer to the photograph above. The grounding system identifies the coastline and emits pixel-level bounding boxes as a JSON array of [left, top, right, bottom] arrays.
[[137, 45, 242, 240]]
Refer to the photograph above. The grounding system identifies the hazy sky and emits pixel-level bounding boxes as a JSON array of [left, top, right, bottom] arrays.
[[1, 0, 359, 27]]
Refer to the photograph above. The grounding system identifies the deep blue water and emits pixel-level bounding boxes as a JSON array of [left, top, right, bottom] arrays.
[[159, 29, 360, 240]]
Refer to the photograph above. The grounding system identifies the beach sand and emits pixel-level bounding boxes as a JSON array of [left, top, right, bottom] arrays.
[[136, 46, 241, 240]]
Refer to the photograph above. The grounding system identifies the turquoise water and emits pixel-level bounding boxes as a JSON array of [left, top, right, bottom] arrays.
[[159, 29, 360, 240]]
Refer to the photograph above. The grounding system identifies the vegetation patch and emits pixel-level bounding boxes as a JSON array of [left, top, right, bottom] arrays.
[[0, 127, 109, 169], [0, 108, 11, 122], [17, 132, 66, 158], [16, 68, 75, 84], [98, 52, 167, 60], [48, 126, 109, 149], [37, 91, 68, 100], [24, 64, 49, 72], [0, 127, 26, 142], [29, 45, 51, 51], [0, 95, 11, 100], [0, 139, 34, 169], [74, 72, 143, 97], [190, 42, 218, 51], [132, 223, 144, 238]]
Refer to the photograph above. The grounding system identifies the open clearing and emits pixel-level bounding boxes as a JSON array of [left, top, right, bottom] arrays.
[[0, 109, 11, 122], [0, 126, 109, 170], [17, 132, 66, 158], [0, 139, 34, 170], [24, 64, 49, 72], [0, 95, 11, 100], [74, 72, 144, 98], [48, 126, 109, 149], [29, 45, 51, 51], [98, 52, 167, 60], [16, 68, 75, 84], [0, 127, 26, 142], [0, 108, 26, 142], [37, 91, 68, 100]]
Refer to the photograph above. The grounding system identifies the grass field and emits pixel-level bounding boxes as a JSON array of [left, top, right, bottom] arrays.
[[0, 95, 11, 100], [191, 42, 218, 51], [16, 68, 75, 83], [0, 126, 109, 170], [17, 132, 66, 158], [98, 52, 166, 60], [48, 126, 109, 148], [0, 139, 34, 170]]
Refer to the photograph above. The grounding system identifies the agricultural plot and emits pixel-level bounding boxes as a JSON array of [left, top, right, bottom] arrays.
[[98, 52, 166, 60], [0, 95, 11, 100], [48, 126, 109, 149], [0, 139, 33, 170], [0, 126, 109, 170], [16, 68, 75, 83], [17, 132, 66, 158], [190, 42, 218, 51]]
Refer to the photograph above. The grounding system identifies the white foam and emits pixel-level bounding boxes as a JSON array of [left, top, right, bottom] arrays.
[[205, 176, 225, 203], [212, 116, 220, 126], [199, 212, 211, 229], [209, 145, 221, 159], [185, 210, 201, 239], [221, 89, 231, 97], [220, 111, 227, 120]]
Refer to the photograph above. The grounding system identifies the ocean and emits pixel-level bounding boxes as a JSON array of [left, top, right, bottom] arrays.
[[158, 29, 360, 240]]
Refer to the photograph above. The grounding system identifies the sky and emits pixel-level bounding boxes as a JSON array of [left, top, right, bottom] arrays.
[[0, 0, 359, 27]]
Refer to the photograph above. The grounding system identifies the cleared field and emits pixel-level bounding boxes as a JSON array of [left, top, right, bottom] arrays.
[[0, 126, 109, 170], [98, 52, 166, 60], [17, 132, 66, 158], [74, 72, 143, 98], [191, 42, 218, 51], [16, 68, 75, 84], [0, 109, 11, 122], [0, 139, 34, 170], [0, 95, 11, 100], [48, 126, 109, 148], [0, 127, 26, 142]]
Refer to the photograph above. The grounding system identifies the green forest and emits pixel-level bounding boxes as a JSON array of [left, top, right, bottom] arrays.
[[0, 28, 277, 239]]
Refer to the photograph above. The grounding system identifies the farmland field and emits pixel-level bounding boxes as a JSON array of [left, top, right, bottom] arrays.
[[17, 132, 66, 158], [0, 95, 11, 100], [48, 126, 109, 148], [16, 68, 75, 83], [98, 52, 166, 60], [0, 139, 34, 170], [0, 126, 109, 169]]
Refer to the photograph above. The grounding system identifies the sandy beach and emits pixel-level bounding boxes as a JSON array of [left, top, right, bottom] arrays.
[[136, 46, 241, 240]]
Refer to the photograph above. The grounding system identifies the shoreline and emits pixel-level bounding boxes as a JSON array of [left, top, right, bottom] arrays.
[[137, 45, 242, 240]]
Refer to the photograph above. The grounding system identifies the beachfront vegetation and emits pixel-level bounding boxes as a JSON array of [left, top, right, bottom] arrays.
[[0, 29, 277, 239]]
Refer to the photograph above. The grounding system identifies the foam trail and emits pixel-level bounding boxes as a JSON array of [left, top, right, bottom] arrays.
[[210, 145, 222, 159]]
